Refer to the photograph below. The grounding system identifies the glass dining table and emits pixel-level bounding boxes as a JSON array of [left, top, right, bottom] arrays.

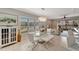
[[27, 31, 54, 50], [33, 33, 54, 50]]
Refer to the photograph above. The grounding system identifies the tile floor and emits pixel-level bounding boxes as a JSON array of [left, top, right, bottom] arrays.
[[0, 33, 78, 51]]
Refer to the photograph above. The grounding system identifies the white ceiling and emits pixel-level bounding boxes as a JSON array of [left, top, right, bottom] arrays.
[[14, 8, 79, 19]]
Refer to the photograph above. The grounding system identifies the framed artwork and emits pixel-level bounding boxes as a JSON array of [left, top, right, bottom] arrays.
[[0, 14, 17, 25]]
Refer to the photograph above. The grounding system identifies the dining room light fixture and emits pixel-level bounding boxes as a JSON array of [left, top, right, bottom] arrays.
[[38, 16, 47, 22]]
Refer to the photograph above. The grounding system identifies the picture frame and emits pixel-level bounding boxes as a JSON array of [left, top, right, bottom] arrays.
[[0, 14, 17, 25]]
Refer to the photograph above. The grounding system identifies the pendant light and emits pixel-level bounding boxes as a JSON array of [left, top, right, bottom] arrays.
[[38, 16, 47, 22]]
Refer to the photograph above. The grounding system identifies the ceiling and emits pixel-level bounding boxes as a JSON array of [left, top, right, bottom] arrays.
[[14, 8, 79, 19]]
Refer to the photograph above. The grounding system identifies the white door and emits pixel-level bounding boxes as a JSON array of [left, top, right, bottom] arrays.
[[0, 26, 17, 47], [10, 27, 16, 43], [0, 26, 9, 46]]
